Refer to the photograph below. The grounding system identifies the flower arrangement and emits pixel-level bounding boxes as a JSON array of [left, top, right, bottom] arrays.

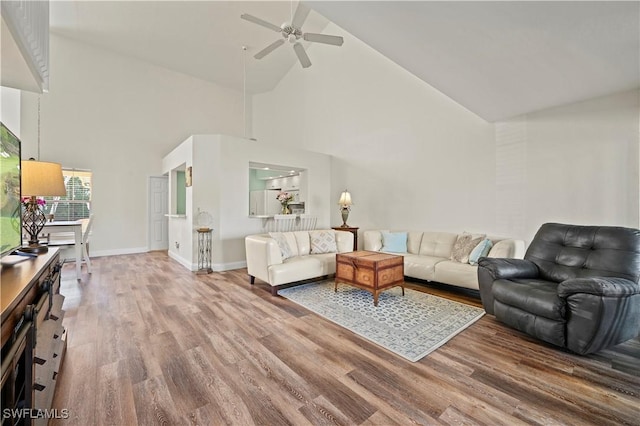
[[21, 196, 46, 210], [276, 191, 295, 205], [276, 191, 295, 214]]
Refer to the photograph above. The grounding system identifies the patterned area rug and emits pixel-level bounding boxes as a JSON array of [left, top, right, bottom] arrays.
[[278, 281, 485, 362]]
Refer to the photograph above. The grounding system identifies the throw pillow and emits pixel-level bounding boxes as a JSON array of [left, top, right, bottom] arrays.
[[310, 230, 338, 254], [381, 231, 408, 253], [450, 233, 485, 263], [269, 232, 293, 260], [468, 238, 493, 265], [487, 240, 514, 258]]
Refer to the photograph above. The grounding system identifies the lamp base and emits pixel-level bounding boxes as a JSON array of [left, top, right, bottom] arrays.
[[22, 200, 48, 254], [20, 244, 49, 254], [341, 208, 350, 228]]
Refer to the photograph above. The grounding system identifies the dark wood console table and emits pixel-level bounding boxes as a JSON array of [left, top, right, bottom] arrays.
[[1, 249, 66, 425]]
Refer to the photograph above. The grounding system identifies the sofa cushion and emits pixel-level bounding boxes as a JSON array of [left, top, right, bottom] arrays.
[[419, 232, 458, 258], [403, 254, 445, 281], [310, 230, 338, 254], [309, 253, 338, 273], [433, 260, 480, 289], [407, 232, 424, 254], [269, 257, 320, 285], [334, 230, 355, 253], [493, 278, 565, 321], [450, 233, 485, 263], [364, 230, 385, 252], [294, 231, 311, 255], [269, 232, 295, 259], [381, 231, 408, 253], [488, 239, 518, 258], [268, 254, 336, 285]]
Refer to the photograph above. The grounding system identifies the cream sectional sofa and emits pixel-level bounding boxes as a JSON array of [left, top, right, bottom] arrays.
[[364, 230, 526, 290], [245, 230, 354, 295]]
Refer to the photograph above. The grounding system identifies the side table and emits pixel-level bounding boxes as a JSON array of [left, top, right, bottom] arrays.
[[332, 226, 359, 251], [196, 228, 213, 274]]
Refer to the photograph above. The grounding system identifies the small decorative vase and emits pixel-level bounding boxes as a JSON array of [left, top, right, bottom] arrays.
[[281, 204, 290, 214]]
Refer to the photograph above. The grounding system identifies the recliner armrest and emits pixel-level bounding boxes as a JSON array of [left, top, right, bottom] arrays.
[[558, 276, 640, 354], [477, 258, 539, 315], [558, 277, 640, 298], [477, 258, 539, 280]]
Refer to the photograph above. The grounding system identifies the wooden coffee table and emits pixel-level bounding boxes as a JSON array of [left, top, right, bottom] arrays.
[[335, 251, 405, 306]]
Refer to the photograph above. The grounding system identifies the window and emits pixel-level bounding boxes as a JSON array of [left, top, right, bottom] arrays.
[[43, 169, 92, 221]]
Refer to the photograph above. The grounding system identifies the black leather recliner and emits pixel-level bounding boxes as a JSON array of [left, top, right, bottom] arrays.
[[478, 223, 640, 355]]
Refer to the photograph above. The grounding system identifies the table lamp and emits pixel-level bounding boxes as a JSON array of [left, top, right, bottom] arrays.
[[338, 189, 353, 227], [21, 159, 66, 253]]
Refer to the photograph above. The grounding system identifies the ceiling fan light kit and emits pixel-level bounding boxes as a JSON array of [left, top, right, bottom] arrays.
[[240, 3, 343, 69]]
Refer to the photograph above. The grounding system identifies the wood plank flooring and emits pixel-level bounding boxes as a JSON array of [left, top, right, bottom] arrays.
[[51, 252, 640, 425]]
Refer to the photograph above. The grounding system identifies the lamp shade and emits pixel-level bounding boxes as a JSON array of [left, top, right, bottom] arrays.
[[338, 190, 352, 206], [21, 160, 66, 196]]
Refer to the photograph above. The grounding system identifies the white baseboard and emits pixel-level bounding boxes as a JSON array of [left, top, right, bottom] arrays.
[[64, 247, 246, 273], [168, 251, 196, 271], [79, 246, 148, 258], [213, 261, 247, 272], [167, 255, 246, 272]]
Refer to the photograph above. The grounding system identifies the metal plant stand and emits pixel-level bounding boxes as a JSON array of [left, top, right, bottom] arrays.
[[196, 228, 213, 274]]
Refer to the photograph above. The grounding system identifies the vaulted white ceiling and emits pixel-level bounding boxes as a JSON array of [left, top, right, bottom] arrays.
[[49, 1, 331, 93], [310, 1, 640, 121], [48, 1, 640, 122]]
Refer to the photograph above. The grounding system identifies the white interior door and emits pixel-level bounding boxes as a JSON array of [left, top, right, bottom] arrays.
[[148, 176, 168, 250]]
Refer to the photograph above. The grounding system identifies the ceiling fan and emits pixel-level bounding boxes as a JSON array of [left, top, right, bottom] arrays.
[[241, 2, 344, 68]]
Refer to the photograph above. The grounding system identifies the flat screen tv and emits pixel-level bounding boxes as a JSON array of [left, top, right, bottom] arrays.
[[1, 122, 22, 257]]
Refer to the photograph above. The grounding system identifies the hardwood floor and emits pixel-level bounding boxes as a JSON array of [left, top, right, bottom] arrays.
[[51, 252, 640, 425]]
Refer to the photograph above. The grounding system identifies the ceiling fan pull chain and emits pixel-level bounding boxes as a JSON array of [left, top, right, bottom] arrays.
[[242, 46, 247, 138]]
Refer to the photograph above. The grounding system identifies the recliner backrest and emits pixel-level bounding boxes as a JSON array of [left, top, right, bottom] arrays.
[[524, 223, 640, 284]]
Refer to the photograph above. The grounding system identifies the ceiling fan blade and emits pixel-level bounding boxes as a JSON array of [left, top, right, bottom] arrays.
[[303, 33, 344, 46], [240, 14, 282, 32], [293, 43, 311, 68], [291, 2, 311, 29], [254, 39, 285, 59]]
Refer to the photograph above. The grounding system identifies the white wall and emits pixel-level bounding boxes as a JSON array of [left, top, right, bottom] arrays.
[[162, 134, 333, 271], [497, 90, 639, 241], [161, 137, 193, 268], [18, 34, 246, 256], [254, 24, 640, 245], [253, 23, 496, 238], [1, 87, 21, 136]]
